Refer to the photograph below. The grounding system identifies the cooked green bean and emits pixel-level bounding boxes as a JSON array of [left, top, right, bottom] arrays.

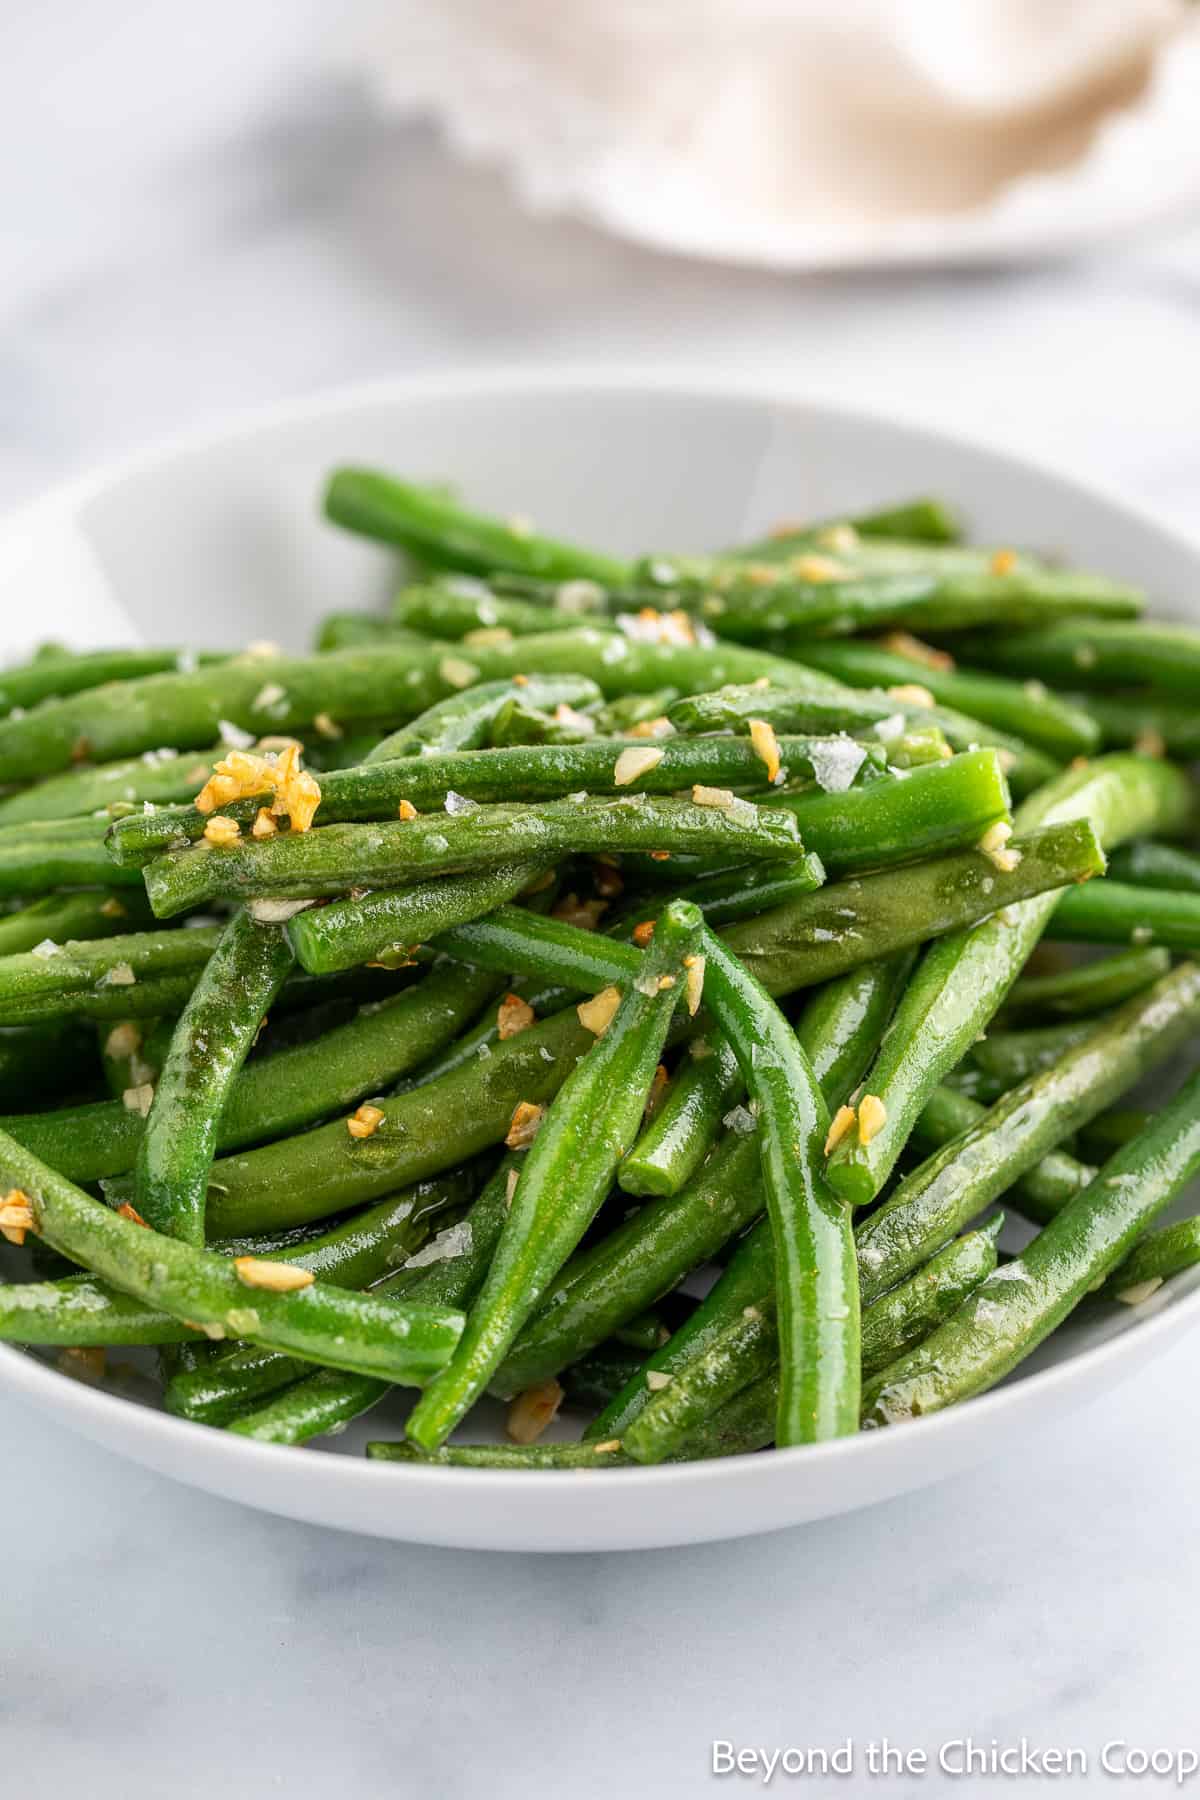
[[1050, 880, 1200, 952], [0, 927, 222, 1022], [134, 910, 295, 1244], [789, 640, 1099, 759], [405, 900, 701, 1448], [0, 1172, 471, 1350], [109, 730, 862, 866], [0, 1021, 96, 1109], [0, 644, 468, 783], [287, 862, 545, 975], [666, 680, 1058, 799], [1101, 1214, 1200, 1300], [366, 674, 603, 762], [999, 946, 1171, 1022], [695, 928, 858, 1444], [1075, 693, 1200, 760], [906, 1083, 1094, 1228], [862, 1069, 1200, 1423], [601, 1220, 1002, 1457], [618, 1032, 743, 1197], [0, 647, 219, 715], [724, 498, 962, 560], [324, 468, 631, 585], [506, 953, 908, 1399], [971, 619, 1200, 695], [0, 1130, 464, 1383], [228, 1158, 517, 1443], [0, 816, 146, 895], [0, 745, 221, 825], [0, 889, 154, 956], [142, 793, 804, 918], [1108, 841, 1200, 895], [825, 755, 1193, 1206], [854, 965, 1200, 1299], [5, 959, 501, 1184]]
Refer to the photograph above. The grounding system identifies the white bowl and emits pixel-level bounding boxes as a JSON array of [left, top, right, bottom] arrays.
[[2, 369, 1198, 1551]]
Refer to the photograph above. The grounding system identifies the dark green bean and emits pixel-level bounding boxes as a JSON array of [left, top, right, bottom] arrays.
[[0, 817, 146, 896], [862, 1070, 1200, 1423], [1050, 879, 1200, 952], [134, 910, 295, 1244], [825, 754, 1193, 1206], [1101, 1214, 1200, 1300], [0, 1130, 464, 1383], [0, 890, 154, 957], [0, 648, 219, 715], [287, 863, 545, 976], [854, 964, 1200, 1299], [999, 945, 1171, 1022], [970, 619, 1200, 695], [406, 901, 701, 1447], [0, 745, 221, 826], [1108, 841, 1200, 896], [366, 674, 603, 762], [142, 793, 803, 918], [789, 640, 1099, 759], [324, 468, 631, 584], [4, 959, 501, 1182]]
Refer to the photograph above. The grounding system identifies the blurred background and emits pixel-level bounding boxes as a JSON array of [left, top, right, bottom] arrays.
[[3, 0, 1199, 535]]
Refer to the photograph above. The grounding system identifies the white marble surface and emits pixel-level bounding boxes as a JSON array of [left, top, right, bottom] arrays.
[[4, 7, 1200, 1794]]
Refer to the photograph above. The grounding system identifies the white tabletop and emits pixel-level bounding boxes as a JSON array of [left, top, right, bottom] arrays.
[[4, 9, 1200, 1795]]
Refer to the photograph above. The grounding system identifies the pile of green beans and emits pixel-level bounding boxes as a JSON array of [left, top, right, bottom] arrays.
[[2, 468, 1199, 1479]]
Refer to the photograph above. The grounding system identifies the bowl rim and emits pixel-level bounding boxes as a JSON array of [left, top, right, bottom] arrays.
[[2, 361, 1199, 1504]]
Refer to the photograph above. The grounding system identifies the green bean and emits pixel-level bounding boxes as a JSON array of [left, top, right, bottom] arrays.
[[366, 674, 603, 762], [971, 618, 1200, 695], [669, 563, 1141, 643], [685, 930, 857, 1442], [0, 1172, 471, 1350], [0, 927, 222, 1024], [0, 746, 222, 826], [621, 1297, 779, 1464], [665, 681, 1058, 800], [789, 640, 1099, 759], [287, 863, 546, 976], [999, 945, 1171, 1022], [724, 498, 962, 560], [1108, 841, 1200, 895], [0, 648, 219, 715], [1050, 880, 1200, 952], [142, 794, 804, 918], [180, 1005, 595, 1238], [0, 644, 469, 784], [906, 1084, 1094, 1228], [862, 1069, 1200, 1424], [162, 1180, 475, 1421], [825, 754, 1193, 1206], [5, 959, 501, 1184], [229, 1158, 516, 1444], [513, 954, 908, 1403], [108, 731, 883, 870], [619, 950, 915, 1201], [392, 585, 577, 641], [0, 890, 154, 957], [0, 817, 146, 896], [855, 965, 1200, 1298], [609, 1220, 1003, 1460], [0, 1021, 96, 1109], [366, 1439, 637, 1469], [659, 857, 827, 924], [765, 748, 1011, 874], [719, 819, 1105, 996], [405, 901, 701, 1447], [1101, 1214, 1200, 1300], [1074, 693, 1200, 760], [1, 1130, 464, 1381], [559, 1343, 648, 1412], [150, 821, 1102, 1241], [324, 468, 631, 584], [448, 626, 833, 702], [618, 1033, 743, 1197], [135, 911, 295, 1244]]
